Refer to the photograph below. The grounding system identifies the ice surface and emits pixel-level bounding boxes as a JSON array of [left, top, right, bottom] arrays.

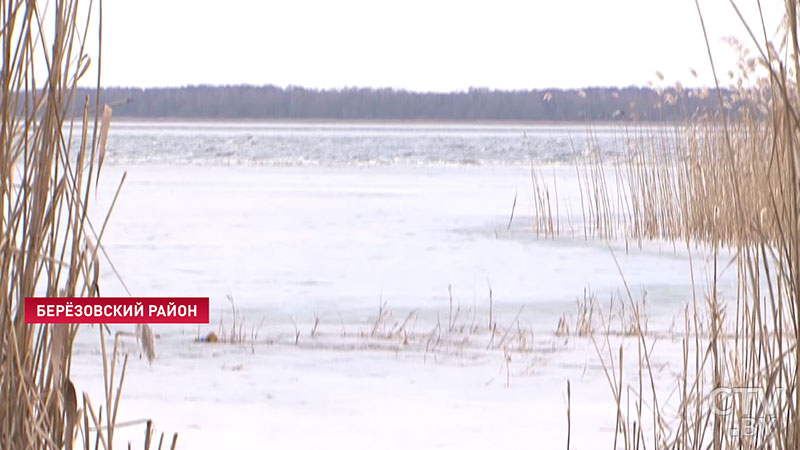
[[69, 123, 735, 449]]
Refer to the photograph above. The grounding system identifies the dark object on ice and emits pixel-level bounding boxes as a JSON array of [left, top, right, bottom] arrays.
[[198, 331, 218, 343]]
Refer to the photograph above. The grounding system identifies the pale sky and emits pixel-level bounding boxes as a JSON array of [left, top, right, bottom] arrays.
[[88, 0, 784, 91]]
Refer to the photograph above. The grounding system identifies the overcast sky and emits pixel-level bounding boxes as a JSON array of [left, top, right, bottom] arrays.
[[93, 0, 783, 91]]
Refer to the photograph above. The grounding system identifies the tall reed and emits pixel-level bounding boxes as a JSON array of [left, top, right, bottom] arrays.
[[540, 2, 800, 447], [0, 1, 150, 449]]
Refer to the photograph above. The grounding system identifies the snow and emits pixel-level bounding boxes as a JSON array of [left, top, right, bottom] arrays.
[[68, 124, 736, 449]]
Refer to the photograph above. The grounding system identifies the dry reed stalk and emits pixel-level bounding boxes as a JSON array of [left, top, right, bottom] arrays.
[[514, 3, 800, 447], [566, 379, 571, 450], [539, 2, 800, 448], [0, 0, 108, 447], [0, 1, 174, 448]]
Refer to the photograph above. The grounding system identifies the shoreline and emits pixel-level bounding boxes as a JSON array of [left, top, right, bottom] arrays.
[[103, 117, 686, 127]]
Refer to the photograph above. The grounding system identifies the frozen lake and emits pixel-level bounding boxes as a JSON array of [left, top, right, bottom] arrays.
[[91, 122, 708, 322], [101, 121, 641, 166], [93, 164, 713, 324], [73, 122, 733, 449]]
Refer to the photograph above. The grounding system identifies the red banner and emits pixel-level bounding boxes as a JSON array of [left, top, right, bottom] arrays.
[[24, 297, 210, 324]]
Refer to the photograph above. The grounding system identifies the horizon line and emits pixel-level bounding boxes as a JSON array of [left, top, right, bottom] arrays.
[[75, 83, 721, 94]]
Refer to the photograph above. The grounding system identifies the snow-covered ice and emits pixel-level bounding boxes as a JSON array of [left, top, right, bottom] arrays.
[[69, 123, 735, 449]]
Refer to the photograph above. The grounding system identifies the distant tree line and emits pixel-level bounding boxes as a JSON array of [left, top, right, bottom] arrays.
[[75, 85, 726, 121]]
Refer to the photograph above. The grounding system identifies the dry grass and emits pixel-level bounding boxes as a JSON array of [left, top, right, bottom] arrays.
[[556, 287, 649, 341], [0, 1, 172, 448], [206, 287, 551, 373], [529, 2, 800, 448], [210, 294, 263, 344]]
